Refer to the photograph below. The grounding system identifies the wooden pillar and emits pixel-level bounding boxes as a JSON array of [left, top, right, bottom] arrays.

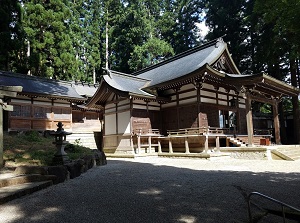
[[176, 88, 180, 129], [235, 91, 240, 135], [137, 135, 141, 154], [245, 93, 254, 146], [204, 135, 208, 153], [185, 137, 190, 153], [148, 136, 151, 153], [273, 101, 281, 145], [168, 137, 173, 153], [196, 81, 202, 127], [0, 101, 3, 167], [216, 136, 220, 152], [130, 97, 134, 152], [158, 139, 162, 153]]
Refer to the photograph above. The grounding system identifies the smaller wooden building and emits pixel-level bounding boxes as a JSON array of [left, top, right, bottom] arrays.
[[0, 72, 102, 148]]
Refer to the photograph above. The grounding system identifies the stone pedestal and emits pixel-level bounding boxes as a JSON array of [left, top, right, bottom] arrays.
[[52, 141, 70, 165], [51, 122, 72, 165]]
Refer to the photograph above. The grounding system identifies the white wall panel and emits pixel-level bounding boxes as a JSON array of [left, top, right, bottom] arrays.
[[179, 97, 197, 105], [202, 83, 215, 90], [133, 104, 147, 109], [161, 102, 176, 108], [53, 102, 69, 107], [105, 114, 116, 135], [11, 99, 31, 104], [118, 111, 131, 134], [118, 99, 130, 106], [179, 84, 194, 91], [148, 106, 160, 111], [179, 91, 196, 99], [33, 101, 52, 105], [218, 94, 227, 100], [201, 98, 216, 104], [105, 107, 116, 113], [201, 90, 215, 97], [218, 100, 227, 106]]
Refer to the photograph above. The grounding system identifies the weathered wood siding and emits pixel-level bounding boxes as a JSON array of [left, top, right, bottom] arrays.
[[72, 110, 102, 133], [8, 96, 72, 131], [159, 83, 247, 133]]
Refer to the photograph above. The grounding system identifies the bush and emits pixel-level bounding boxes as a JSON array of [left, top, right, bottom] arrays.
[[3, 132, 94, 167]]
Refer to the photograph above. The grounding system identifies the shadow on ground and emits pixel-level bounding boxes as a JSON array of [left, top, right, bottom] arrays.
[[1, 159, 300, 223]]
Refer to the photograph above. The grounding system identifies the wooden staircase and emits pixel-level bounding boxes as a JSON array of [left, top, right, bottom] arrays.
[[227, 135, 269, 147], [227, 136, 247, 147], [271, 146, 300, 161]]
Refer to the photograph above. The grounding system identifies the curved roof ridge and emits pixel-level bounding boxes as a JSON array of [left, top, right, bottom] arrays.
[[103, 68, 151, 81], [132, 38, 224, 76]]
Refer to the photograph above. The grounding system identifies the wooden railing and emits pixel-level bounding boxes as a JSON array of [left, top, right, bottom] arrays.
[[167, 127, 234, 136], [132, 128, 161, 136], [132, 129, 162, 154], [254, 129, 273, 136]]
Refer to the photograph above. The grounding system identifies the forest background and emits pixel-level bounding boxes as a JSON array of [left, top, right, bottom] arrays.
[[1, 0, 300, 143]]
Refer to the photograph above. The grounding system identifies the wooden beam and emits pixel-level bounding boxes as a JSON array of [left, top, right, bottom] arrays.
[[216, 136, 220, 152], [148, 136, 151, 153], [273, 102, 281, 144], [185, 137, 190, 153], [248, 94, 276, 105], [168, 137, 173, 153], [158, 139, 162, 153], [0, 105, 3, 167], [204, 135, 208, 153], [245, 93, 254, 146]]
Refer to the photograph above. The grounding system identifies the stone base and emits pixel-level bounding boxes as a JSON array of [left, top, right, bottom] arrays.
[[52, 155, 70, 165]]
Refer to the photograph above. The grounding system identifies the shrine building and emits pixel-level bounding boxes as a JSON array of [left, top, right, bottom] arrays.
[[85, 38, 299, 156]]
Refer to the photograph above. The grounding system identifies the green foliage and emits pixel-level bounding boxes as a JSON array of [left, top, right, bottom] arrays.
[[129, 38, 174, 71], [108, 0, 203, 73], [23, 130, 42, 142], [1, 0, 204, 78], [254, 0, 300, 60], [3, 132, 94, 166], [0, 0, 26, 73], [204, 0, 253, 73]]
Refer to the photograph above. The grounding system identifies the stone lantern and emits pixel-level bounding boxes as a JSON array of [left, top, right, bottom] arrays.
[[51, 122, 72, 165]]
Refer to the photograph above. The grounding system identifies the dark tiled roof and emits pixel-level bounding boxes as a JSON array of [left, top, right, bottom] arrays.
[[103, 70, 154, 97], [0, 71, 85, 101], [72, 81, 99, 98], [134, 38, 227, 87]]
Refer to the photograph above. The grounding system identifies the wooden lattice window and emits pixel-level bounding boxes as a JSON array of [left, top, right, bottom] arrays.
[[33, 106, 51, 119], [53, 107, 71, 120], [85, 112, 99, 120], [10, 105, 31, 117]]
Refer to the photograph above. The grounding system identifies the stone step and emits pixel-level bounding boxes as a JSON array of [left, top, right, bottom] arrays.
[[0, 174, 56, 189], [67, 133, 98, 149], [0, 181, 53, 204]]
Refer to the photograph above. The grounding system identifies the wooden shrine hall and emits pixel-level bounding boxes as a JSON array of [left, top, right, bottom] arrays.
[[86, 38, 299, 156]]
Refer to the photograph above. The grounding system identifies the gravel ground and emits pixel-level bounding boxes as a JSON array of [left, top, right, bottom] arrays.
[[1, 157, 300, 223]]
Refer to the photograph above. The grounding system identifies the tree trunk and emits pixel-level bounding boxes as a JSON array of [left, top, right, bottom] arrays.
[[290, 59, 300, 144]]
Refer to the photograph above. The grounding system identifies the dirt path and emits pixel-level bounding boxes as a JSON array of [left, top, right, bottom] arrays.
[[0, 157, 300, 223]]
